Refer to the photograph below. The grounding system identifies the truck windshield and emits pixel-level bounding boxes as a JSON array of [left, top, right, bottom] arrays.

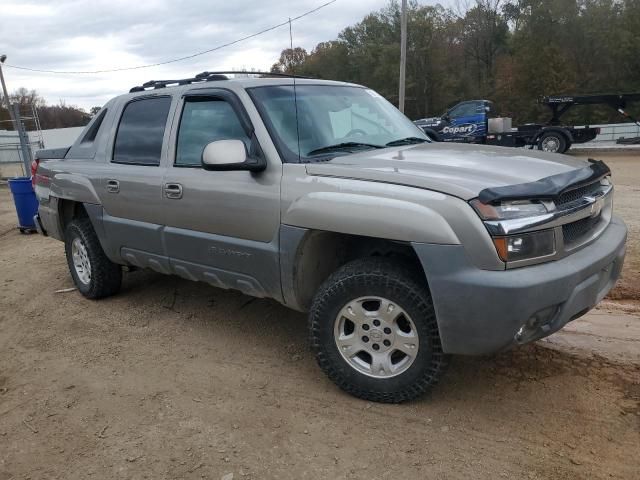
[[248, 85, 428, 163]]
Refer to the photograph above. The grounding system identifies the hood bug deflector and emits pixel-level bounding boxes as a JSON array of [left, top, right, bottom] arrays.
[[477, 159, 610, 204]]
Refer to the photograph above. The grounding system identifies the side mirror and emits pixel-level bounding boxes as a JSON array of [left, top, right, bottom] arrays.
[[201, 139, 266, 172]]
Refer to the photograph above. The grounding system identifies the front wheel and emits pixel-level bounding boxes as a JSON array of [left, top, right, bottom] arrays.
[[309, 258, 448, 403]]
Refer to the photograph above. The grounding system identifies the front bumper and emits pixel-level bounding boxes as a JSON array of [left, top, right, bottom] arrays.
[[412, 215, 627, 355]]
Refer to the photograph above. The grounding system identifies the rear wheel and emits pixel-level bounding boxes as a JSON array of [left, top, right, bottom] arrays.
[[538, 131, 568, 153], [309, 258, 448, 403], [65, 217, 122, 299]]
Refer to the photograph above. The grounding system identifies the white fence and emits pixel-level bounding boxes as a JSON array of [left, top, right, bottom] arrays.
[[0, 135, 24, 164], [586, 122, 640, 144], [0, 127, 84, 164]]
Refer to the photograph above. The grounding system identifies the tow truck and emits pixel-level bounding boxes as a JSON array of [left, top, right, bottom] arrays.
[[414, 93, 640, 154]]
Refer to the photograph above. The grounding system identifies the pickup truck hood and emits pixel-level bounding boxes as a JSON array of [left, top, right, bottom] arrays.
[[305, 142, 589, 200]]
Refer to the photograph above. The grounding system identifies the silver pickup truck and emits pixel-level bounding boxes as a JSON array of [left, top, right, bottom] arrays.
[[32, 73, 627, 403]]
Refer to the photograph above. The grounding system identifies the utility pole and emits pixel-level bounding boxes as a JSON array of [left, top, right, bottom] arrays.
[[398, 0, 408, 113], [0, 55, 13, 124], [1, 55, 31, 175], [13, 104, 33, 174]]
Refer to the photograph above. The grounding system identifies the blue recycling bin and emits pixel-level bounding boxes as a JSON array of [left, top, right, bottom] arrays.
[[8, 177, 39, 232]]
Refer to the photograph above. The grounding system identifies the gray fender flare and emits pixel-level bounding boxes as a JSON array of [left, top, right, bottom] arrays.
[[283, 192, 459, 245], [49, 173, 102, 205]]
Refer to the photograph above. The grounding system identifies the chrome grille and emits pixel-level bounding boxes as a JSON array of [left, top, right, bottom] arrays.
[[556, 182, 602, 207], [562, 212, 602, 244]]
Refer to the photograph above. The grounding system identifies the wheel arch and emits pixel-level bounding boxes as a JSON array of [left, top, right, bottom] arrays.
[[420, 127, 442, 142], [56, 198, 89, 240], [54, 199, 115, 260], [280, 226, 429, 312], [536, 127, 573, 144]]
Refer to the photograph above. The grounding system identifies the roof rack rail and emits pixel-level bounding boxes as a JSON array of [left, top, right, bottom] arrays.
[[129, 70, 312, 93]]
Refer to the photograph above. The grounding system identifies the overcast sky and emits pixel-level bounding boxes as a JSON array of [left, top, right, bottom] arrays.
[[0, 0, 451, 110]]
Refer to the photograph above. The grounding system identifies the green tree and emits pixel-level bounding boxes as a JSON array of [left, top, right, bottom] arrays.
[[270, 47, 309, 73], [270, 0, 640, 123]]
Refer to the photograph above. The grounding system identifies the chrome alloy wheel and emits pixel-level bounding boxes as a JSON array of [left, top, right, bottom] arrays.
[[71, 237, 92, 285], [541, 135, 560, 152], [333, 296, 419, 378]]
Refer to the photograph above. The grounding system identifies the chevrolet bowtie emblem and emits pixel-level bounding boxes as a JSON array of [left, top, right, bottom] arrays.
[[586, 196, 603, 217]]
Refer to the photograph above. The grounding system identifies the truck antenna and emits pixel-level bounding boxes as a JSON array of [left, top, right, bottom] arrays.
[[289, 18, 301, 163]]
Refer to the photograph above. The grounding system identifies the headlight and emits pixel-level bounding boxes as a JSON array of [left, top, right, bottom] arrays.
[[492, 229, 556, 262], [470, 198, 557, 264], [470, 199, 549, 220]]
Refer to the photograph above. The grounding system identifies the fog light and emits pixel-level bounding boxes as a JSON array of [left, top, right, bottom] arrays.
[[515, 305, 560, 343]]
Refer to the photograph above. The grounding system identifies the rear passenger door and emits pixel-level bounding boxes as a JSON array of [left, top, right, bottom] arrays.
[[99, 95, 174, 267], [160, 90, 282, 299]]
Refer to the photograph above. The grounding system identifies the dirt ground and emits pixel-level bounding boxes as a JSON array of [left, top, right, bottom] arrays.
[[0, 153, 638, 480]]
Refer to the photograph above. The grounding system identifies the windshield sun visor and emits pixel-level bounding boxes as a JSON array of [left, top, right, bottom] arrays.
[[477, 159, 611, 204]]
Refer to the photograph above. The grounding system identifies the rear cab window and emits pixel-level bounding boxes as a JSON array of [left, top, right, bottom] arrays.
[[80, 108, 108, 144], [65, 105, 114, 160]]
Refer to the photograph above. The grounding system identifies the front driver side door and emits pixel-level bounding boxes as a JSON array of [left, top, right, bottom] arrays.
[[161, 89, 282, 300], [442, 101, 484, 142]]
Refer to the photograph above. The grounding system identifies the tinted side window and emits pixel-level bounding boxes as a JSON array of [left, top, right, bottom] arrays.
[[449, 103, 477, 118], [113, 96, 171, 166], [176, 98, 250, 166]]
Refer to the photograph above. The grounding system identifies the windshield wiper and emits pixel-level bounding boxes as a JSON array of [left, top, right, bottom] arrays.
[[385, 137, 429, 146], [307, 142, 384, 156]]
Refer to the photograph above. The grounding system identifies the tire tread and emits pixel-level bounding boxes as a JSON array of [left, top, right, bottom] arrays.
[[65, 217, 121, 299], [309, 257, 448, 403]]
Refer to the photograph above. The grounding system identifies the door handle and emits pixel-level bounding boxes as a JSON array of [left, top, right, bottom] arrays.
[[106, 179, 120, 193], [164, 183, 183, 199]]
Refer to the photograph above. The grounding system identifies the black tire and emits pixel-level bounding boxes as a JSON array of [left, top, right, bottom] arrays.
[[537, 131, 568, 153], [422, 128, 441, 142], [309, 258, 448, 403], [64, 217, 122, 299], [564, 140, 572, 152]]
